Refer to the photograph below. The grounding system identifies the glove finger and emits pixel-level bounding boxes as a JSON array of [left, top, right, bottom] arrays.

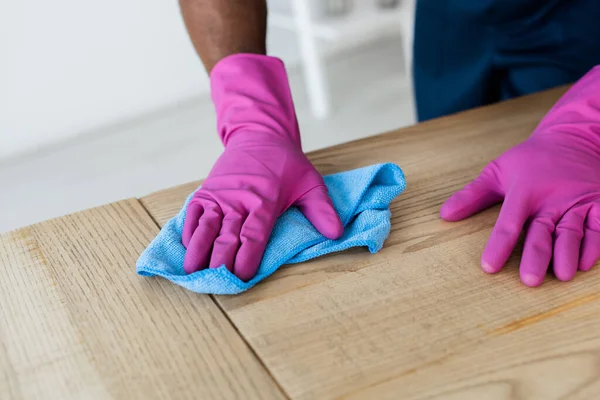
[[520, 217, 554, 287], [208, 212, 244, 271], [233, 210, 276, 282], [579, 203, 600, 271], [183, 202, 223, 274], [182, 202, 203, 248], [295, 185, 344, 240], [553, 206, 586, 281], [440, 164, 503, 222], [481, 191, 530, 274], [579, 230, 600, 271]]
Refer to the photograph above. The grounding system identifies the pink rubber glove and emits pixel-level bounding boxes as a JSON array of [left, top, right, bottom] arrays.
[[441, 66, 600, 287], [182, 54, 343, 281]]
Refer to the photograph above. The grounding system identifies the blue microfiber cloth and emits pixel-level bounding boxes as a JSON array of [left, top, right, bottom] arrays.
[[136, 163, 406, 295]]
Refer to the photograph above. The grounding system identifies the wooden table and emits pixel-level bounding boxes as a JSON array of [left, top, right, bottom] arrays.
[[3, 85, 600, 400]]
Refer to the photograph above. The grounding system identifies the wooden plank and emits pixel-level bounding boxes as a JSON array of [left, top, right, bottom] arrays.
[[217, 84, 600, 399], [225, 233, 600, 399], [139, 85, 600, 398], [0, 200, 285, 400]]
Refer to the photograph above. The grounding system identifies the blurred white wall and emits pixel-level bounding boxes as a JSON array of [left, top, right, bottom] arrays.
[[1, 1, 209, 158], [1, 1, 296, 160], [0, 0, 408, 160]]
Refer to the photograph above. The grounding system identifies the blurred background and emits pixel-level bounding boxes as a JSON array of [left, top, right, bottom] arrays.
[[0, 0, 416, 233]]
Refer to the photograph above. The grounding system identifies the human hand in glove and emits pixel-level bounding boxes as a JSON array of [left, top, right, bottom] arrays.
[[182, 55, 343, 281], [441, 66, 600, 286]]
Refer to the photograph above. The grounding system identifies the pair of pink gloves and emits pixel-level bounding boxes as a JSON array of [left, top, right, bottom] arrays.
[[183, 54, 600, 286]]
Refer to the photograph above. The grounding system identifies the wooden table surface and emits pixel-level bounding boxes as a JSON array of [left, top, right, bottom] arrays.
[[3, 85, 600, 400]]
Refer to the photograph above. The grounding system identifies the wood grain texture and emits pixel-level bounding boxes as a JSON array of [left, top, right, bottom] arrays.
[[0, 200, 285, 400], [141, 182, 200, 227], [140, 85, 600, 399]]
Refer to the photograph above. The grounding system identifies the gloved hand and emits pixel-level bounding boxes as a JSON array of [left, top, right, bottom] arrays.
[[182, 54, 343, 281], [441, 66, 600, 287]]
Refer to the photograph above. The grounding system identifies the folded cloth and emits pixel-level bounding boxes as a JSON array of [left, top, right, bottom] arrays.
[[136, 163, 406, 295]]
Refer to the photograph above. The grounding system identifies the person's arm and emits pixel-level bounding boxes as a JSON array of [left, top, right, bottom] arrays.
[[177, 0, 343, 280], [179, 0, 267, 72]]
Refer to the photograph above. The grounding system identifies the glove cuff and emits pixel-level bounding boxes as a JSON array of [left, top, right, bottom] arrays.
[[532, 65, 600, 151], [210, 54, 302, 149]]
